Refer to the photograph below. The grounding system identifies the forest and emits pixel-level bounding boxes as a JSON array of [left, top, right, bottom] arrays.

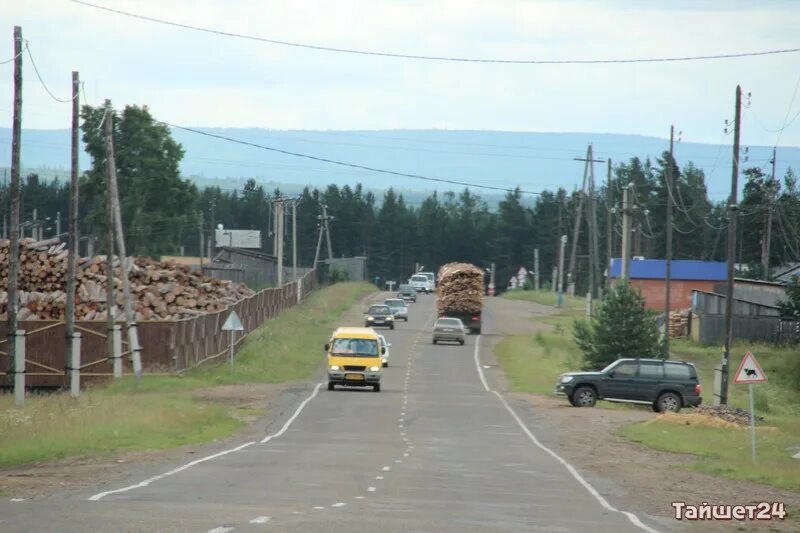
[[2, 104, 799, 293]]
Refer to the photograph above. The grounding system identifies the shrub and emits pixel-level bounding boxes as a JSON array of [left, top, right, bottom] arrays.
[[573, 280, 665, 369]]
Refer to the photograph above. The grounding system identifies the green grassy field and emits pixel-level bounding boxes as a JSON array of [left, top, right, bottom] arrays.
[[494, 290, 800, 491], [0, 282, 374, 468]]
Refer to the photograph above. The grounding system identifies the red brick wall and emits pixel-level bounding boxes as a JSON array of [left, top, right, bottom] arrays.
[[629, 279, 716, 311]]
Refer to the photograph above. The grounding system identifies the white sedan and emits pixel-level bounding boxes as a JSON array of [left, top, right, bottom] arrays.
[[378, 335, 391, 367]]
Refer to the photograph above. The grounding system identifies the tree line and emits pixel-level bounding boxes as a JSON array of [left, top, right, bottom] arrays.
[[1, 104, 798, 291]]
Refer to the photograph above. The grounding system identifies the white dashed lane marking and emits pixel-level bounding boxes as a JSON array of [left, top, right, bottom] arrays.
[[249, 516, 271, 524], [367, 486, 377, 492], [207, 528, 234, 533], [332, 502, 347, 508]]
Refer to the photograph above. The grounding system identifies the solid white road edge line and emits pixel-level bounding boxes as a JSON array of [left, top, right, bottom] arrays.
[[473, 335, 660, 533], [261, 382, 323, 444], [88, 382, 325, 501]]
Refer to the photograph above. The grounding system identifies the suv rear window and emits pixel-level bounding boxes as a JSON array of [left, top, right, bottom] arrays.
[[639, 362, 663, 379], [664, 363, 693, 380]]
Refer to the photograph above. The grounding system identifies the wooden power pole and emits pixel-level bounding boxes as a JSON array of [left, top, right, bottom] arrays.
[[104, 100, 143, 380], [620, 185, 633, 280], [721, 85, 743, 406], [605, 159, 613, 289], [762, 148, 776, 278], [65, 71, 80, 391], [571, 145, 603, 298], [664, 125, 675, 356], [7, 26, 23, 400]]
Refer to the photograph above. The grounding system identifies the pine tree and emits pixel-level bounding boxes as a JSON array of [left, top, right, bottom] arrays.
[[777, 276, 800, 319], [573, 281, 664, 369]]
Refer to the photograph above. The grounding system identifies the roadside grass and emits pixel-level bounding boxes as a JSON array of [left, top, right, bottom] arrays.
[[620, 339, 800, 491], [0, 282, 374, 468], [495, 291, 800, 491]]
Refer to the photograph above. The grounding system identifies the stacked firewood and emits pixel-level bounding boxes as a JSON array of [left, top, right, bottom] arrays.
[[668, 310, 690, 338], [0, 238, 254, 321], [436, 262, 484, 314]]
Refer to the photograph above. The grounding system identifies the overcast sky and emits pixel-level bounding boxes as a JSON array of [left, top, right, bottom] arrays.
[[2, 0, 800, 147]]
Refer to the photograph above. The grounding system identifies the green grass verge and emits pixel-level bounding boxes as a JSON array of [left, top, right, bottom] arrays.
[[0, 282, 374, 468], [619, 420, 800, 491], [494, 292, 800, 491]]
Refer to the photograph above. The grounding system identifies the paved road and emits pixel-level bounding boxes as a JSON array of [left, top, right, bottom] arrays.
[[0, 294, 663, 532]]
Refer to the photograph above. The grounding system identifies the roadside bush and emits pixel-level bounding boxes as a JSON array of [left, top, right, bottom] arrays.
[[327, 265, 351, 284], [573, 280, 665, 369]]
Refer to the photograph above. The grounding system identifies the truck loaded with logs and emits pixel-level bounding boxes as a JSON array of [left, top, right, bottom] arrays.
[[0, 237, 254, 321], [436, 262, 484, 334]]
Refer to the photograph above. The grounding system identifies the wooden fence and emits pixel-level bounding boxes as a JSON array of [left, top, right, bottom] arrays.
[[0, 270, 317, 388]]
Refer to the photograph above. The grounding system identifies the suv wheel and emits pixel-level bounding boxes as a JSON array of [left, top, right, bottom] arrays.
[[655, 392, 682, 413], [572, 386, 597, 407]]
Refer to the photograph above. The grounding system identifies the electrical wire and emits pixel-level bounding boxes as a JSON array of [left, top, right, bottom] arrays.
[[69, 0, 800, 65], [25, 41, 78, 103], [775, 72, 800, 148], [0, 42, 26, 65], [156, 121, 543, 196]]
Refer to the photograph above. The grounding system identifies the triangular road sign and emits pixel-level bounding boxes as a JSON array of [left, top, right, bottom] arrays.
[[222, 310, 244, 331], [733, 351, 767, 384]]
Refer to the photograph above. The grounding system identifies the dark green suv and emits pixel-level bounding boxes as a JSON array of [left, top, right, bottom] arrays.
[[554, 358, 702, 412]]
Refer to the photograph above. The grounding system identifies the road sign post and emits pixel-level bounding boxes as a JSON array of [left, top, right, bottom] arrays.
[[222, 311, 244, 370], [733, 351, 767, 461]]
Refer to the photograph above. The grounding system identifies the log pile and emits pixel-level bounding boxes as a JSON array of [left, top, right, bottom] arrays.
[[436, 262, 484, 314], [0, 238, 254, 321], [668, 310, 690, 338]]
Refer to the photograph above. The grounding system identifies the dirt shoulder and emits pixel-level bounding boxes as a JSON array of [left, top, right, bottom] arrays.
[[0, 289, 381, 501], [485, 296, 800, 532]]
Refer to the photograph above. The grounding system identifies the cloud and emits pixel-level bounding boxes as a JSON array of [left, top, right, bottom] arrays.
[[0, 0, 798, 147]]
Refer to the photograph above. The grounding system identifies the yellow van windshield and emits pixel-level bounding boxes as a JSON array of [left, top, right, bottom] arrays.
[[331, 338, 379, 356]]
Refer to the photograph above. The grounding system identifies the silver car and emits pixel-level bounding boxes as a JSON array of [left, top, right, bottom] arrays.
[[384, 298, 408, 321], [432, 317, 466, 345]]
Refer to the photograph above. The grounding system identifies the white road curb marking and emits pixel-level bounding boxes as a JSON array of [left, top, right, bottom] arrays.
[[88, 440, 256, 501], [473, 335, 660, 533], [249, 516, 271, 524], [89, 382, 324, 501], [261, 382, 323, 444]]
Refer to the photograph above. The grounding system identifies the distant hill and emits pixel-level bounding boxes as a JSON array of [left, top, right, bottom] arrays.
[[2, 128, 799, 203]]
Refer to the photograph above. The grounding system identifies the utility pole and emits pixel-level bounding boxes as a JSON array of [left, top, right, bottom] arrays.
[[664, 125, 675, 356], [272, 196, 279, 257], [567, 151, 590, 296], [324, 204, 334, 260], [105, 100, 143, 381], [533, 248, 540, 290], [105, 112, 116, 374], [65, 71, 80, 392], [762, 148, 776, 279], [620, 185, 633, 279], [605, 158, 613, 289], [313, 209, 325, 268], [7, 26, 23, 399], [275, 197, 284, 286], [587, 146, 602, 298], [572, 145, 604, 298], [198, 212, 204, 268], [721, 86, 743, 406], [292, 200, 298, 281], [208, 199, 216, 260], [557, 235, 567, 306]]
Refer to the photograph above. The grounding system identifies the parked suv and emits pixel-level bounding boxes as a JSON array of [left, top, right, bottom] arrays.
[[554, 358, 702, 412]]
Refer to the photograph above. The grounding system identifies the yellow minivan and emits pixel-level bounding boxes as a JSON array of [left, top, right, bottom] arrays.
[[325, 327, 384, 392]]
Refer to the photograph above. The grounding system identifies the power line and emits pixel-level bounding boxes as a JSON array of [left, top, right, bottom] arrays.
[[0, 42, 27, 65], [25, 41, 78, 103], [70, 0, 800, 65], [157, 121, 543, 196]]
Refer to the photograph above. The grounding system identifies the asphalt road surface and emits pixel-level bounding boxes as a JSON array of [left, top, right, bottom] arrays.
[[0, 294, 665, 533]]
